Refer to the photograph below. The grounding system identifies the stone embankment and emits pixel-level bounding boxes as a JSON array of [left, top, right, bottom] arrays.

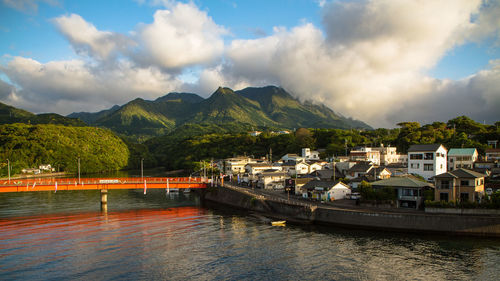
[[204, 184, 500, 237]]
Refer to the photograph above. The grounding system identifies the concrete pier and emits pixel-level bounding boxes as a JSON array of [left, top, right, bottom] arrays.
[[101, 189, 108, 212]]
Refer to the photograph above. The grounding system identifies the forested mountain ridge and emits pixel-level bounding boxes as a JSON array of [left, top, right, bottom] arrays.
[[68, 86, 372, 141], [0, 102, 86, 126]]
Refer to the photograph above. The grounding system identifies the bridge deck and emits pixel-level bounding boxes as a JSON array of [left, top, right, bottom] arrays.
[[0, 177, 207, 193]]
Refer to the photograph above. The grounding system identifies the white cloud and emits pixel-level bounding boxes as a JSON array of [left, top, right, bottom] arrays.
[[132, 2, 227, 70], [218, 0, 500, 127], [53, 14, 133, 61], [0, 57, 180, 114], [1, 0, 499, 127]]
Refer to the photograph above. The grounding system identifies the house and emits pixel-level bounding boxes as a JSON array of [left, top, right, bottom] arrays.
[[281, 153, 305, 162], [371, 145, 407, 165], [302, 148, 320, 160], [433, 168, 485, 203], [372, 176, 434, 209], [407, 144, 447, 180], [22, 168, 40, 174], [257, 170, 289, 189], [349, 147, 381, 165], [308, 168, 345, 181], [280, 160, 310, 176], [39, 164, 55, 172], [346, 162, 374, 179], [307, 161, 324, 173], [245, 163, 280, 182], [224, 156, 257, 175], [301, 180, 351, 201], [485, 148, 500, 161], [447, 148, 478, 171], [285, 178, 314, 195]]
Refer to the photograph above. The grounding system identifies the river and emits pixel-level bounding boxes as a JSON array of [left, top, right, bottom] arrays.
[[1, 188, 499, 280]]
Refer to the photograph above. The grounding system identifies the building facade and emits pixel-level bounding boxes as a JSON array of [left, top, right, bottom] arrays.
[[407, 144, 447, 180]]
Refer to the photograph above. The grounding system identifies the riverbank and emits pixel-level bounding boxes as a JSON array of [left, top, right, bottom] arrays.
[[204, 184, 500, 237], [0, 172, 67, 181]]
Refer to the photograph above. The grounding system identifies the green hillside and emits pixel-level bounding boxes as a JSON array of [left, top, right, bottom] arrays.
[[0, 124, 130, 177]]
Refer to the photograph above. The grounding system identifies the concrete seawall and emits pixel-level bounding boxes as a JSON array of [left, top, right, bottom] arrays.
[[204, 185, 500, 237]]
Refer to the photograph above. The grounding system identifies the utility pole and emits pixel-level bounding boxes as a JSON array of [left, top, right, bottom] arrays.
[[141, 158, 144, 180], [78, 157, 81, 184], [7, 159, 10, 182], [269, 147, 273, 164]]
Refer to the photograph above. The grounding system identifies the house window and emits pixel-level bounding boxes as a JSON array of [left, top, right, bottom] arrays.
[[440, 193, 449, 202], [424, 164, 433, 171], [410, 163, 420, 169], [424, 153, 434, 160], [410, 154, 423, 160], [480, 179, 484, 185], [402, 189, 416, 196], [460, 180, 469, 186], [440, 180, 450, 189]]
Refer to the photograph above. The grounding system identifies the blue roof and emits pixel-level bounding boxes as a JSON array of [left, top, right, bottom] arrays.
[[448, 148, 477, 156]]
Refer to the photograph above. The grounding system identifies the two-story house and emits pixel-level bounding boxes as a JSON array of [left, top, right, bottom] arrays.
[[224, 156, 257, 175], [257, 170, 289, 189], [407, 144, 447, 180], [302, 148, 320, 160], [447, 148, 478, 171], [433, 168, 485, 203]]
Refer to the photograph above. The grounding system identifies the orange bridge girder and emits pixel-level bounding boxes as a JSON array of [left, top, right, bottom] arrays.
[[0, 177, 208, 193]]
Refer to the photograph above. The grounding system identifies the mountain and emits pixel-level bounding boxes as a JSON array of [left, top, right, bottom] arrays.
[[0, 102, 86, 126], [68, 86, 371, 141]]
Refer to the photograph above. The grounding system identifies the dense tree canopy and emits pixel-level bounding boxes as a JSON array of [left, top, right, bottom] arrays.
[[0, 124, 130, 177]]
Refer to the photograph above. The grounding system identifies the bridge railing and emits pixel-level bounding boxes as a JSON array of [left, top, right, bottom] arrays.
[[0, 177, 206, 186]]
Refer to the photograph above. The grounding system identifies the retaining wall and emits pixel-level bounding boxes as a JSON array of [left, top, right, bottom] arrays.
[[204, 185, 500, 237]]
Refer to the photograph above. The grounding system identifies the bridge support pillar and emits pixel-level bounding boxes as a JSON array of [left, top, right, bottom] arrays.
[[101, 189, 108, 212]]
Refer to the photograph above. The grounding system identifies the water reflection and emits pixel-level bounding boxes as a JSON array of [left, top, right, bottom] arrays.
[[0, 191, 499, 280]]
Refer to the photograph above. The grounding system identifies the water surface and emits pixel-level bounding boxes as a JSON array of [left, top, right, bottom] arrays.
[[0, 190, 499, 280]]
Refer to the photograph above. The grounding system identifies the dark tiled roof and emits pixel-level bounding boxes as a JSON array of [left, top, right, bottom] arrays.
[[434, 168, 485, 179], [408, 144, 444, 152], [302, 180, 344, 191], [372, 177, 434, 188], [348, 162, 373, 173]]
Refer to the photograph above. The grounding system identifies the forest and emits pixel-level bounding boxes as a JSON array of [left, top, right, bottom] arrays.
[[0, 124, 130, 177], [147, 116, 500, 171], [1, 116, 498, 177]]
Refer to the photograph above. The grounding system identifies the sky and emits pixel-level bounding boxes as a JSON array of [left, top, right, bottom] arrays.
[[0, 0, 499, 128]]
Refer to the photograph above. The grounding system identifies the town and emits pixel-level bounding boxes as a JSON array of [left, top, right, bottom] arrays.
[[215, 137, 500, 211]]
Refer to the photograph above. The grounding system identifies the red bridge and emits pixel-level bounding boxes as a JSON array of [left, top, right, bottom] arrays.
[[0, 177, 208, 193]]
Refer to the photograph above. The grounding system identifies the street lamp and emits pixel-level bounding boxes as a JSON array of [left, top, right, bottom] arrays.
[[141, 158, 144, 180]]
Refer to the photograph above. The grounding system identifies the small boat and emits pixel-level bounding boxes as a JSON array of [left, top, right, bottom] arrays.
[[271, 220, 286, 226]]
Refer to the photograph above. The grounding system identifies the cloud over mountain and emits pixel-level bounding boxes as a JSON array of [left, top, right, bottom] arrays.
[[0, 0, 499, 127]]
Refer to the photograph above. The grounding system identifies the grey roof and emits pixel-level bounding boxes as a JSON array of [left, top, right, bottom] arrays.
[[372, 177, 434, 188], [246, 163, 272, 167], [348, 162, 373, 173], [302, 180, 346, 191], [434, 168, 485, 179], [309, 168, 345, 179], [260, 171, 287, 177], [408, 144, 445, 152]]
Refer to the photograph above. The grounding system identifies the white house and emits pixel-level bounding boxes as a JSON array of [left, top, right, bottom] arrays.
[[407, 144, 447, 180], [448, 148, 478, 171], [349, 147, 380, 165], [301, 180, 351, 201], [245, 163, 280, 182], [302, 148, 320, 160]]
